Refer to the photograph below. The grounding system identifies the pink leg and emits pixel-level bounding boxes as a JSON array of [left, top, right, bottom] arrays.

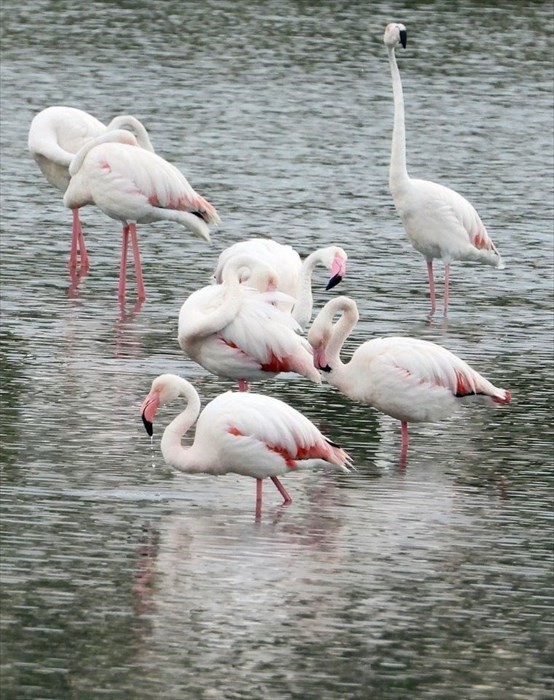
[[238, 379, 250, 392], [256, 478, 263, 519], [69, 209, 80, 269], [443, 264, 450, 316], [426, 260, 436, 315], [270, 476, 292, 505], [118, 225, 130, 301], [129, 223, 146, 301], [400, 421, 409, 465], [78, 222, 89, 271]]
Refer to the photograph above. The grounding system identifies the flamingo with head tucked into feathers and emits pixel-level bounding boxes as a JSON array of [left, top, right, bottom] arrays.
[[28, 105, 155, 270], [63, 129, 219, 301], [178, 255, 321, 392], [308, 295, 511, 462], [384, 23, 504, 316], [213, 238, 348, 329], [140, 373, 352, 517]]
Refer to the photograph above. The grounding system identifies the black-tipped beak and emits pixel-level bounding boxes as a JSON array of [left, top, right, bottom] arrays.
[[320, 364, 332, 373], [142, 412, 153, 437], [325, 274, 343, 291], [399, 29, 407, 49]]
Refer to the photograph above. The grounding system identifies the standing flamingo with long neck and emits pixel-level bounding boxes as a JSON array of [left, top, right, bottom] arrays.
[[28, 106, 155, 271], [308, 295, 511, 462], [178, 255, 321, 391], [384, 23, 504, 316], [63, 129, 219, 301], [213, 238, 347, 329], [140, 373, 351, 517]]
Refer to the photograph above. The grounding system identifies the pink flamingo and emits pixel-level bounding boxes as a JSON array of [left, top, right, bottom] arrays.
[[63, 130, 219, 301], [140, 373, 352, 517], [28, 105, 155, 270], [384, 23, 504, 316], [213, 238, 348, 329], [308, 296, 511, 462], [178, 255, 321, 392]]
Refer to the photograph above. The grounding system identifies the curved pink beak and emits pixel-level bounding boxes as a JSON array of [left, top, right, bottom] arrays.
[[140, 391, 160, 436], [326, 254, 346, 291]]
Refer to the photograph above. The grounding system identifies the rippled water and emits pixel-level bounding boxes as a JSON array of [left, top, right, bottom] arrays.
[[1, 1, 553, 698]]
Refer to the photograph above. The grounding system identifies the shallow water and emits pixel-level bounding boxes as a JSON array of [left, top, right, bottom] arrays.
[[1, 1, 553, 698]]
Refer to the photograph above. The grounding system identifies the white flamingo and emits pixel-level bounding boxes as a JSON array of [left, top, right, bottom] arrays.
[[178, 255, 321, 391], [308, 295, 511, 461], [28, 105, 155, 270], [384, 23, 504, 315], [213, 238, 347, 329], [140, 373, 352, 517], [63, 130, 219, 301]]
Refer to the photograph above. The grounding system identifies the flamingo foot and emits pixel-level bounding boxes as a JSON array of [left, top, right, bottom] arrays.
[[270, 476, 292, 505]]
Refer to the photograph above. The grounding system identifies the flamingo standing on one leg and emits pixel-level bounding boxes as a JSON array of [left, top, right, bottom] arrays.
[[383, 23, 504, 316], [28, 105, 155, 271], [178, 255, 321, 392], [63, 130, 219, 301], [213, 238, 348, 329], [140, 373, 352, 518], [308, 295, 511, 463]]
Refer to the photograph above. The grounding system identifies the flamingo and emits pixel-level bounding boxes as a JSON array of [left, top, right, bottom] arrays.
[[384, 23, 504, 316], [63, 130, 220, 301], [28, 105, 155, 270], [212, 238, 348, 329], [178, 254, 321, 391], [308, 295, 511, 462], [140, 373, 352, 517]]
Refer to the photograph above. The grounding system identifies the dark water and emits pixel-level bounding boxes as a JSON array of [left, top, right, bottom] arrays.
[[1, 1, 553, 698]]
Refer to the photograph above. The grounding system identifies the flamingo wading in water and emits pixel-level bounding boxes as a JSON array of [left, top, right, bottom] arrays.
[[213, 238, 348, 329], [64, 129, 219, 301], [384, 23, 504, 315], [140, 373, 352, 517], [178, 255, 321, 391], [308, 296, 511, 461], [28, 105, 155, 270]]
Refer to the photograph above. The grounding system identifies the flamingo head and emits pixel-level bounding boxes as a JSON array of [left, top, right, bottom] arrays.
[[307, 322, 333, 373], [383, 23, 407, 50], [325, 248, 348, 291], [140, 374, 181, 436]]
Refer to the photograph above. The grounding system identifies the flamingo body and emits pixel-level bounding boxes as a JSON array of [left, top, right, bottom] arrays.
[[213, 238, 347, 329], [178, 256, 320, 386], [308, 296, 511, 458], [384, 23, 504, 314], [140, 374, 351, 515]]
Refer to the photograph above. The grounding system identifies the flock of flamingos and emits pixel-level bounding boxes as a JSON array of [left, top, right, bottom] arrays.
[[27, 23, 511, 517]]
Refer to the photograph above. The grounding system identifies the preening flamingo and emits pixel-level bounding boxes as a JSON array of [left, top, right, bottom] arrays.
[[28, 105, 155, 270], [308, 296, 511, 461], [178, 255, 321, 391], [63, 130, 219, 301], [213, 238, 348, 329], [384, 23, 504, 316], [140, 373, 352, 517]]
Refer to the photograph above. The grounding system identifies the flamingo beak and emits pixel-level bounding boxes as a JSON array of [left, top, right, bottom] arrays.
[[140, 391, 160, 437], [313, 346, 331, 372], [326, 255, 346, 291], [399, 28, 407, 49]]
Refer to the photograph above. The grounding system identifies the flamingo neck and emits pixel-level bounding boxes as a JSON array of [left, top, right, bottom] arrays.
[[321, 299, 359, 382], [68, 129, 138, 177], [292, 251, 321, 329], [160, 385, 205, 473], [106, 115, 155, 152], [387, 46, 409, 190]]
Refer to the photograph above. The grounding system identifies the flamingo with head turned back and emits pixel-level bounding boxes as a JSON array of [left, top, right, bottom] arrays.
[[384, 23, 504, 316], [140, 373, 352, 518], [212, 238, 347, 329], [308, 295, 511, 463], [63, 129, 219, 301], [178, 254, 321, 392], [28, 105, 155, 270]]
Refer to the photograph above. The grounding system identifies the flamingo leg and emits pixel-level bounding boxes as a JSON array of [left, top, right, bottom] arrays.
[[270, 476, 292, 505], [426, 260, 436, 315], [118, 225, 130, 301], [238, 379, 250, 392], [443, 263, 450, 315], [77, 219, 89, 271], [400, 421, 409, 463], [69, 209, 80, 269], [255, 478, 263, 519], [129, 222, 146, 301]]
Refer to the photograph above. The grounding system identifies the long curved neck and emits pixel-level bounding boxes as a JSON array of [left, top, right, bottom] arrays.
[[325, 301, 358, 370], [292, 250, 321, 329], [68, 129, 137, 176], [387, 46, 409, 189], [107, 115, 155, 152], [160, 383, 205, 472]]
